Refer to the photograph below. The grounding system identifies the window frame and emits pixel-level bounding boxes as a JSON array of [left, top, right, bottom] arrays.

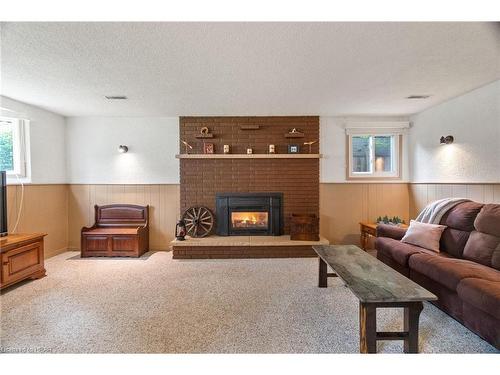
[[346, 133, 402, 180], [0, 117, 27, 177]]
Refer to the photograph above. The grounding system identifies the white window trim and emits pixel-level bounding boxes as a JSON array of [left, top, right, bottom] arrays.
[[347, 133, 401, 179], [1, 117, 28, 178]]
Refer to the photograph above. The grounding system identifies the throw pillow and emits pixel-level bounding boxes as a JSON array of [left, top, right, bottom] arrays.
[[401, 220, 447, 252]]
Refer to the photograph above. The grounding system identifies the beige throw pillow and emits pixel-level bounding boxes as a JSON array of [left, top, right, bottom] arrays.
[[401, 220, 447, 252]]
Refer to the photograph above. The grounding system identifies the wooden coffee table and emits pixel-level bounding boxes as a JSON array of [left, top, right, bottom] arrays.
[[313, 244, 437, 354]]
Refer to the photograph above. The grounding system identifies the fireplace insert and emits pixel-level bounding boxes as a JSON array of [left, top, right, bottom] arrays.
[[215, 193, 282, 236]]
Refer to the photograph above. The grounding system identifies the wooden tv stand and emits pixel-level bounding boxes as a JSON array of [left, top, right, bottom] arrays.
[[0, 233, 47, 290]]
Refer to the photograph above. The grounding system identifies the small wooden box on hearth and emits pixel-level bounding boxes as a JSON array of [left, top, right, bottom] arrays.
[[81, 204, 149, 258], [290, 213, 319, 241]]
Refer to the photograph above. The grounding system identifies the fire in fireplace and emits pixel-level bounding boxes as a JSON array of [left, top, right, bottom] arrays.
[[216, 193, 282, 236], [231, 212, 269, 229]]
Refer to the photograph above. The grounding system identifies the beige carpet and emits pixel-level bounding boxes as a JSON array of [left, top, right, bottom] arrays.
[[1, 251, 497, 353]]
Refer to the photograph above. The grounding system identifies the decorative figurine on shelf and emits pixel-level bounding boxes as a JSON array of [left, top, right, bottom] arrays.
[[180, 139, 193, 154], [285, 128, 305, 138], [175, 219, 187, 241], [195, 127, 214, 139], [203, 142, 214, 154], [303, 140, 318, 154], [223, 145, 230, 154], [247, 148, 253, 155], [268, 144, 275, 154], [288, 144, 300, 153]]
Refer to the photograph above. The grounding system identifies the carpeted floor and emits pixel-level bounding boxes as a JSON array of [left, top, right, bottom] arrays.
[[1, 251, 497, 353]]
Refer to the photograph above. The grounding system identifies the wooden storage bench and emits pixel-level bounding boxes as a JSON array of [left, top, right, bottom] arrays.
[[81, 204, 149, 258]]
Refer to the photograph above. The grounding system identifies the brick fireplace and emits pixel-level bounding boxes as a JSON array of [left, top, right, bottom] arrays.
[[179, 116, 320, 235], [174, 116, 323, 258]]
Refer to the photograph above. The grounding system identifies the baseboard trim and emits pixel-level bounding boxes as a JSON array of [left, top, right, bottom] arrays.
[[45, 246, 71, 259]]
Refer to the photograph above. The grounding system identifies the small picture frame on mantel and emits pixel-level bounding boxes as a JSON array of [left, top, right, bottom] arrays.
[[288, 144, 300, 154], [203, 143, 214, 154]]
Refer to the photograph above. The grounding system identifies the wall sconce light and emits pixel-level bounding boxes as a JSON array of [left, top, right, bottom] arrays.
[[440, 135, 454, 145], [118, 145, 129, 153]]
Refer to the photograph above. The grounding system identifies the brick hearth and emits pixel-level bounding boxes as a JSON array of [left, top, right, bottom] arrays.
[[170, 235, 329, 259]]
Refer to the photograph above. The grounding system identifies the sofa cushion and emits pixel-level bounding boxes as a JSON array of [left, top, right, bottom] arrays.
[[376, 224, 407, 241], [438, 202, 483, 258], [474, 204, 500, 236], [408, 253, 500, 291], [440, 201, 484, 232], [440, 228, 471, 258], [401, 220, 447, 252], [463, 204, 500, 270], [457, 278, 500, 320], [463, 231, 500, 270], [376, 237, 449, 267]]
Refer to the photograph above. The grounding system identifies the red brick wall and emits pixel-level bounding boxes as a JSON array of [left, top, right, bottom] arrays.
[[179, 116, 320, 234]]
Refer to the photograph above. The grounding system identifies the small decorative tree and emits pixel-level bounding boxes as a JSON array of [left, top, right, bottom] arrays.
[[376, 215, 405, 225]]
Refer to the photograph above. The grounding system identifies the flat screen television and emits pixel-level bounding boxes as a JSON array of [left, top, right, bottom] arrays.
[[0, 170, 7, 236]]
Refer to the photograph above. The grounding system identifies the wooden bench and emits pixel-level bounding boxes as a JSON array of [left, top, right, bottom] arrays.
[[81, 204, 149, 258]]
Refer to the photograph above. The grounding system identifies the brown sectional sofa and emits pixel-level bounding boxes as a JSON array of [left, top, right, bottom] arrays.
[[375, 202, 500, 349]]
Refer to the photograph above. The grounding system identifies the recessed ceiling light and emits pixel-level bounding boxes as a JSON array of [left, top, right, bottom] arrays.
[[406, 95, 431, 99], [105, 95, 128, 100]]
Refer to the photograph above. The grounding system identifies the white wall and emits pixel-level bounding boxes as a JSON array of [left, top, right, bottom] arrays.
[[6, 84, 498, 186], [66, 117, 179, 184], [409, 80, 500, 183], [320, 116, 410, 183], [69, 115, 379, 185], [1, 96, 67, 184]]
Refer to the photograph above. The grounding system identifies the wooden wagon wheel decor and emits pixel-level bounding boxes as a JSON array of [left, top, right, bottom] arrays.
[[182, 206, 214, 237]]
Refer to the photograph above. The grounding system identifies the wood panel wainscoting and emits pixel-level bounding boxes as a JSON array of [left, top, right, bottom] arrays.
[[6, 183, 499, 255], [409, 183, 500, 218], [6, 184, 68, 258], [321, 183, 500, 249], [320, 183, 410, 248]]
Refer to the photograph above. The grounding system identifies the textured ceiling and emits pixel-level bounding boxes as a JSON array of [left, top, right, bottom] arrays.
[[1, 22, 499, 117]]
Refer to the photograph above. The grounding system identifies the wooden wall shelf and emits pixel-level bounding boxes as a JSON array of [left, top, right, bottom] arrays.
[[176, 154, 321, 159], [240, 125, 261, 130], [285, 132, 304, 138]]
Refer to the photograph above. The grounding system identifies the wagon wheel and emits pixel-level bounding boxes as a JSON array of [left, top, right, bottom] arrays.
[[182, 206, 214, 237]]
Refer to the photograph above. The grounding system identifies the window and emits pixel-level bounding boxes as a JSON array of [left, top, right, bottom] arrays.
[[347, 134, 401, 179], [0, 117, 27, 177]]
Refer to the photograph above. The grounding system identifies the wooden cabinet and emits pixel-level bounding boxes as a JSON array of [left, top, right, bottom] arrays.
[[0, 233, 46, 290]]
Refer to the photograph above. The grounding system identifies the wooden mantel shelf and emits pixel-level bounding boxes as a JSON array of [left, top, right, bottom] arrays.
[[176, 154, 321, 159]]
